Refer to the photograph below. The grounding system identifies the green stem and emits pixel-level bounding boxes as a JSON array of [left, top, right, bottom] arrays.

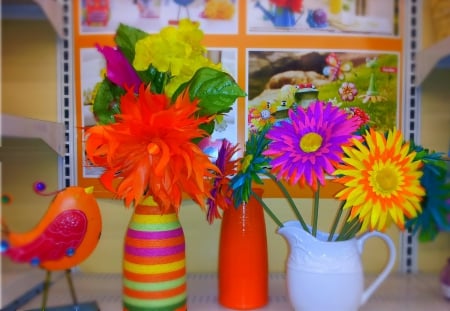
[[251, 190, 284, 228], [337, 210, 353, 238], [337, 216, 361, 241], [263, 171, 310, 233], [328, 200, 345, 241], [312, 186, 320, 237], [339, 221, 362, 241]]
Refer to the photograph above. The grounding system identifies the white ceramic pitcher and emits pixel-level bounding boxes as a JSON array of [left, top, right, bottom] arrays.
[[278, 221, 396, 311]]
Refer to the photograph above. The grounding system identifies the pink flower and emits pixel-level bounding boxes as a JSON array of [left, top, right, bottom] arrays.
[[338, 82, 358, 102], [96, 44, 141, 92]]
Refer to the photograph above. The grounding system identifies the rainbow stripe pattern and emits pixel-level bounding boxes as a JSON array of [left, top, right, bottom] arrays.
[[123, 204, 187, 311]]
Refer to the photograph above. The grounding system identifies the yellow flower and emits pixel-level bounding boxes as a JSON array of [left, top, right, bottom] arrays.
[[134, 29, 185, 74], [333, 128, 425, 232], [203, 0, 236, 20], [133, 19, 220, 96]]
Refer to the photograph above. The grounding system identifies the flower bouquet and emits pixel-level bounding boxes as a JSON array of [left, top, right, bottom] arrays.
[[222, 99, 449, 311], [84, 19, 245, 311], [227, 100, 450, 241], [85, 19, 245, 212]]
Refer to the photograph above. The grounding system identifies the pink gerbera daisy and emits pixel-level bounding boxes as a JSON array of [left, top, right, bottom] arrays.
[[263, 101, 359, 191]]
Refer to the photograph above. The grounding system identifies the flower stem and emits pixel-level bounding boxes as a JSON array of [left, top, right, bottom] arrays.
[[251, 190, 284, 228], [337, 210, 353, 237], [263, 171, 310, 233], [312, 186, 320, 237], [348, 221, 362, 239], [339, 221, 362, 241], [328, 200, 345, 241], [337, 216, 361, 241]]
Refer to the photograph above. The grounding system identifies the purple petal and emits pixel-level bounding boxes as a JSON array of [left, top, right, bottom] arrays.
[[96, 44, 142, 92]]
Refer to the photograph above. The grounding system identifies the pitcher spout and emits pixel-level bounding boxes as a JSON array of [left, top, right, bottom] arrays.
[[277, 220, 314, 246]]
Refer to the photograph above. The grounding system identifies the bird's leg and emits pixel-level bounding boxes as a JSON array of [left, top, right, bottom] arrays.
[[65, 269, 79, 306], [41, 270, 52, 310]]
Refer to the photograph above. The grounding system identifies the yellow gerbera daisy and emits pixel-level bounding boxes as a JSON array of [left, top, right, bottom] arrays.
[[333, 128, 426, 232]]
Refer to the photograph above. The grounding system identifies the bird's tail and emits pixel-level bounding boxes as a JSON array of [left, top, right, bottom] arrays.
[[1, 218, 10, 236]]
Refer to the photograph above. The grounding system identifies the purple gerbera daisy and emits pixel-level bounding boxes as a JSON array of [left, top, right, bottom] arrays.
[[263, 101, 359, 191], [206, 139, 239, 224]]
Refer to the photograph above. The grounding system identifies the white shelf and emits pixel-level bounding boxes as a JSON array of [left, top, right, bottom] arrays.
[[1, 265, 449, 311], [2, 0, 65, 38], [1, 114, 65, 156], [416, 36, 450, 85], [32, 0, 64, 38]]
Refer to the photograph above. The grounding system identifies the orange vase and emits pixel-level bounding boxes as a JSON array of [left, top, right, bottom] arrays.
[[218, 188, 268, 309]]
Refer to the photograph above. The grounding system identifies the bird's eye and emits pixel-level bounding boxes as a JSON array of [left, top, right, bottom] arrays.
[[31, 257, 40, 266], [66, 247, 76, 257]]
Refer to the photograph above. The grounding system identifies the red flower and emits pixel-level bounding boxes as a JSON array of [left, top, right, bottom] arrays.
[[270, 0, 303, 12]]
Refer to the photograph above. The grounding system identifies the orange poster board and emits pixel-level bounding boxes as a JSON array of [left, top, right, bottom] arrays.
[[73, 0, 404, 198]]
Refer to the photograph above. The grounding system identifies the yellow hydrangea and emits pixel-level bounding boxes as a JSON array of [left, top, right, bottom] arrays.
[[133, 19, 221, 96]]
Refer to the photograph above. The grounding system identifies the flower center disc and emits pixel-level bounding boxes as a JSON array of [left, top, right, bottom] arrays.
[[147, 143, 160, 155], [299, 132, 323, 153], [375, 167, 398, 193]]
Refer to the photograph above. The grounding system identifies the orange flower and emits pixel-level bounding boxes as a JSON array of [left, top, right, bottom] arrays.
[[85, 84, 218, 212]]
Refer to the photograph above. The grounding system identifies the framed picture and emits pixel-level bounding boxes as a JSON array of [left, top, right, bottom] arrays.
[[247, 0, 399, 36], [247, 49, 400, 134], [79, 0, 239, 35], [73, 0, 405, 198]]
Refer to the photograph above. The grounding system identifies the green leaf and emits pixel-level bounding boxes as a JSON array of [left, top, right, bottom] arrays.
[[192, 121, 216, 143], [138, 65, 171, 94], [418, 224, 439, 242], [199, 120, 215, 137], [114, 23, 148, 64], [172, 67, 246, 117], [92, 79, 125, 125]]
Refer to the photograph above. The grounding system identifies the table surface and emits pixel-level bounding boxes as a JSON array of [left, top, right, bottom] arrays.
[[1, 264, 449, 311]]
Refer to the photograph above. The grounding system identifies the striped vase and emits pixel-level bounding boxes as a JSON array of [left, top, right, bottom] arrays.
[[123, 199, 187, 311]]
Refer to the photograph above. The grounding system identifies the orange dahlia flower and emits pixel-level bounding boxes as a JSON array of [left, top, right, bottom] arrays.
[[85, 84, 218, 212]]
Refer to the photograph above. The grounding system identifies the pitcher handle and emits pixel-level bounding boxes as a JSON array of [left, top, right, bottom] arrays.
[[356, 231, 396, 306]]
